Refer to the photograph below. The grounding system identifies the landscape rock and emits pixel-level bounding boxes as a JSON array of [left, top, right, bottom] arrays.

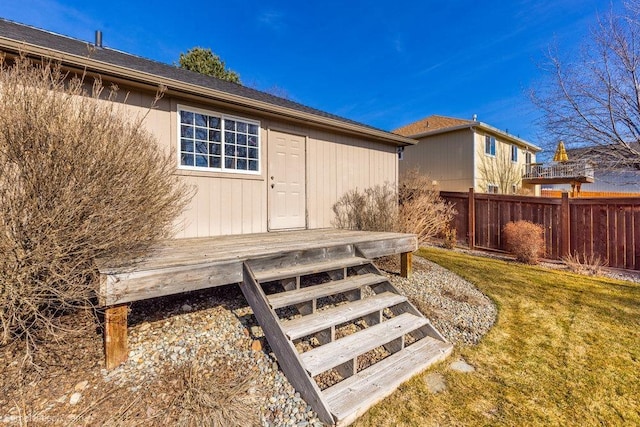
[[450, 359, 476, 373], [424, 372, 447, 393], [74, 380, 88, 391], [69, 392, 82, 405]]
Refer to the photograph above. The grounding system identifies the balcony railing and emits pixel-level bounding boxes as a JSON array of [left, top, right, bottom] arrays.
[[522, 162, 595, 183]]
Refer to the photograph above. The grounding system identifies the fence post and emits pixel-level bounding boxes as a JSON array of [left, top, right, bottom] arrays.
[[468, 187, 475, 250], [560, 192, 570, 257]]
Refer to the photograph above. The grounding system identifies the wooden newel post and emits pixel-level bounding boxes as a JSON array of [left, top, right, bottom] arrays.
[[560, 192, 570, 258], [468, 187, 475, 250], [104, 304, 129, 369], [401, 252, 412, 278]]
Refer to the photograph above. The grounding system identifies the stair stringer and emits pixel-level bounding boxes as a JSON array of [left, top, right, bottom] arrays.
[[238, 262, 335, 425], [353, 247, 449, 343]]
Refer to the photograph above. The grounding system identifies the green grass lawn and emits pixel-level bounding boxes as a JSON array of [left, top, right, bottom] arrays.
[[355, 247, 640, 426]]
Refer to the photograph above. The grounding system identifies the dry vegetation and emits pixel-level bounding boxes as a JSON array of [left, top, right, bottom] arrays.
[[502, 220, 545, 264], [332, 169, 456, 242], [0, 55, 191, 365], [355, 248, 640, 426], [562, 251, 607, 276]]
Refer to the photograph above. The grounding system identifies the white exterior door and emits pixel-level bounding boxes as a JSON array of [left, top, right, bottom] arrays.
[[268, 130, 306, 230]]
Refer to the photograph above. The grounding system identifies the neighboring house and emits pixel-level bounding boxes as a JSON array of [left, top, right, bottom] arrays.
[[0, 19, 416, 238], [543, 145, 640, 195], [394, 114, 541, 195]]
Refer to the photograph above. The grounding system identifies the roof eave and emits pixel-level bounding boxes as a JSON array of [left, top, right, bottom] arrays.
[[0, 36, 416, 147], [408, 122, 541, 152]]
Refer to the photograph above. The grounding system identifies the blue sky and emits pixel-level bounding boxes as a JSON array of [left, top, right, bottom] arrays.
[[0, 0, 618, 153]]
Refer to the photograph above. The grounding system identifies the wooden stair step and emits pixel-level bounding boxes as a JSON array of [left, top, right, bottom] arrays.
[[324, 337, 453, 426], [254, 257, 369, 283], [300, 313, 428, 377], [267, 273, 386, 310], [282, 292, 407, 340]]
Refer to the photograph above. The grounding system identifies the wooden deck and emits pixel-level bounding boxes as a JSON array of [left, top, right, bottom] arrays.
[[97, 229, 416, 306]]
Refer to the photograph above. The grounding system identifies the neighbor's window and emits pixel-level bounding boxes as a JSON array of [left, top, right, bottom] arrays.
[[511, 145, 518, 162], [485, 135, 496, 156], [487, 184, 499, 194], [525, 152, 532, 165], [178, 107, 260, 173]]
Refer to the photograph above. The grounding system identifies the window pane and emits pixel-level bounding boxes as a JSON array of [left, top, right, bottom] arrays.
[[248, 147, 258, 159], [237, 122, 248, 133], [195, 113, 207, 127], [237, 158, 247, 170], [225, 157, 236, 169], [209, 130, 221, 142], [195, 128, 207, 140], [248, 124, 258, 135], [225, 120, 236, 131], [195, 155, 208, 167], [225, 145, 236, 156], [209, 143, 221, 155], [225, 132, 235, 144], [196, 141, 207, 154], [237, 146, 247, 157], [181, 139, 194, 152], [180, 110, 193, 124], [181, 125, 194, 138], [209, 116, 221, 129], [237, 134, 247, 145], [248, 135, 257, 146], [210, 156, 221, 168], [248, 160, 258, 171], [181, 152, 193, 166]]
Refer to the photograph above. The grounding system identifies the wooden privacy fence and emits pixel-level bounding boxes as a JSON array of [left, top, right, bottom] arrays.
[[441, 189, 640, 270]]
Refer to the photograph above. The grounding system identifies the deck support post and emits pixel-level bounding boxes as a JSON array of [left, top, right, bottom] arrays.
[[400, 252, 412, 278], [104, 304, 129, 369]]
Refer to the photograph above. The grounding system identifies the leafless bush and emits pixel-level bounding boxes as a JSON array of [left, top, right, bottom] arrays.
[[0, 55, 192, 362], [397, 169, 456, 242], [441, 225, 457, 249], [331, 171, 455, 243], [502, 220, 545, 264], [332, 183, 398, 232], [562, 252, 607, 276], [169, 359, 261, 426]]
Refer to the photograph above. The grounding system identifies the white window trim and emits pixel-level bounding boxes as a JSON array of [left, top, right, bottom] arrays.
[[485, 135, 496, 157], [177, 104, 261, 175]]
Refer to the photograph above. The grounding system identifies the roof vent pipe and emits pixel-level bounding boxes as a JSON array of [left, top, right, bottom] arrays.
[[472, 114, 478, 121], [95, 30, 103, 47]]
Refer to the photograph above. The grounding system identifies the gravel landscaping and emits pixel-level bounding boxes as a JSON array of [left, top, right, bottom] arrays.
[[1, 254, 497, 426]]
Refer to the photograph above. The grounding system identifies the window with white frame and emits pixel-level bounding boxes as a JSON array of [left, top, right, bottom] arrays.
[[485, 135, 496, 156], [178, 107, 260, 173], [525, 151, 532, 165], [487, 183, 499, 194], [511, 145, 518, 162]]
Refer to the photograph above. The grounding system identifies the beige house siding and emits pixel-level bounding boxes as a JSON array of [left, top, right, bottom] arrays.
[[473, 131, 538, 195], [399, 128, 475, 192], [109, 88, 398, 238]]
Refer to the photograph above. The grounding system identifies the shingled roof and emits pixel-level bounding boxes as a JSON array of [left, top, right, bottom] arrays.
[[0, 18, 415, 146], [394, 114, 541, 151], [393, 115, 474, 137]]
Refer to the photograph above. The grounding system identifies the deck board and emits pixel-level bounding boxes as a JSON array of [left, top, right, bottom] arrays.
[[97, 229, 417, 306]]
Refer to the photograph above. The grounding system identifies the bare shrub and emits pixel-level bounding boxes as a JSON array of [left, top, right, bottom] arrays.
[[562, 252, 607, 276], [502, 220, 545, 264], [397, 169, 456, 242], [331, 183, 398, 232], [441, 225, 457, 249], [331, 170, 455, 243], [169, 359, 261, 426], [0, 56, 192, 361]]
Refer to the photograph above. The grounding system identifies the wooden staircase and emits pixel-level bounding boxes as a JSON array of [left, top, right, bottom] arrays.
[[239, 244, 453, 426]]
